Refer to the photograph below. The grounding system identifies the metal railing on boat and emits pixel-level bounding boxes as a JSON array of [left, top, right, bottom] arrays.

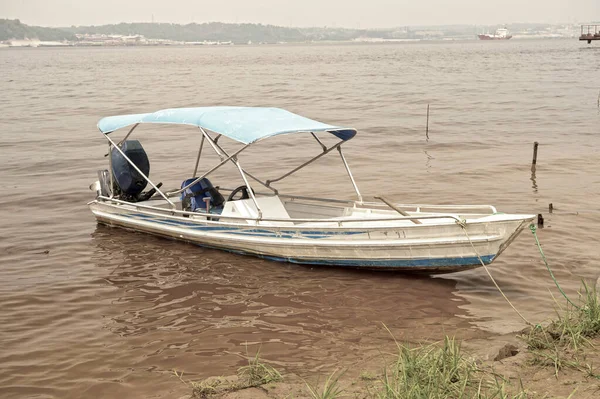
[[216, 188, 498, 214], [93, 196, 470, 226]]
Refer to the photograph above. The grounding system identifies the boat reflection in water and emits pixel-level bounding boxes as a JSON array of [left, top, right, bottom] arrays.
[[91, 223, 480, 379]]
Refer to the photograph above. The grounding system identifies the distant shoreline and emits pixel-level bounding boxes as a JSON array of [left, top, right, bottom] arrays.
[[0, 36, 574, 50], [0, 18, 581, 48]]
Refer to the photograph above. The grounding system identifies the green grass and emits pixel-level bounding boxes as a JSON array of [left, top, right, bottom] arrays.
[[375, 336, 529, 399], [237, 348, 283, 387], [183, 349, 282, 397], [305, 369, 345, 399], [521, 282, 600, 374]]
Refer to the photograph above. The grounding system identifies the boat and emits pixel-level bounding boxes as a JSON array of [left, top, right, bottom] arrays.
[[88, 107, 535, 273], [478, 28, 512, 40], [579, 24, 600, 43]]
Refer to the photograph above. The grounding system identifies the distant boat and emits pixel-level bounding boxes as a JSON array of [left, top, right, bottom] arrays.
[[478, 28, 512, 40]]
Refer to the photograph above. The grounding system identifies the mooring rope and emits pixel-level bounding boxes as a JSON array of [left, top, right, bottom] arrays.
[[457, 220, 580, 327], [529, 224, 580, 309], [457, 220, 533, 326]]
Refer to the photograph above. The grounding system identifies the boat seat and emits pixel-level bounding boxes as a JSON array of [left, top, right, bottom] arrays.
[[180, 177, 224, 213], [220, 196, 294, 226]]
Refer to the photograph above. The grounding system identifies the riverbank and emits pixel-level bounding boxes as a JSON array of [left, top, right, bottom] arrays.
[[182, 285, 600, 398]]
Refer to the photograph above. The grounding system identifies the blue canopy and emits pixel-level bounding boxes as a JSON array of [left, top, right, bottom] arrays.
[[97, 107, 357, 144]]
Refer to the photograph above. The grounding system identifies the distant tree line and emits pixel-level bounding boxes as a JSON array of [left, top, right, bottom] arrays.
[[0, 19, 558, 43], [64, 22, 310, 43], [61, 22, 374, 43], [0, 19, 390, 43], [0, 19, 76, 41]]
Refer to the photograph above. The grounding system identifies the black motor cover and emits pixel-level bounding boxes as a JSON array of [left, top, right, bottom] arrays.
[[111, 140, 149, 196]]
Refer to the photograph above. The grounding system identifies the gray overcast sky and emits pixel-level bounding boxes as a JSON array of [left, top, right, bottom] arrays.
[[1, 0, 598, 28]]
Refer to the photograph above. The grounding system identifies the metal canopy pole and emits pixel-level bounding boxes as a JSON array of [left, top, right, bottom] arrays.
[[117, 123, 140, 147], [104, 134, 175, 208], [192, 135, 205, 177], [167, 143, 251, 196], [198, 130, 262, 218], [108, 141, 114, 198], [311, 132, 327, 151], [233, 160, 263, 220], [200, 128, 226, 161], [204, 131, 277, 194], [109, 123, 140, 198], [236, 169, 277, 193], [337, 146, 363, 204], [266, 140, 344, 186]]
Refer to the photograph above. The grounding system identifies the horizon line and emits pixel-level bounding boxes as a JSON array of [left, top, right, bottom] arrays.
[[3, 17, 592, 31]]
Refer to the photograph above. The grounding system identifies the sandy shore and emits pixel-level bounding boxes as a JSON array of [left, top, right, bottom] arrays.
[[181, 330, 600, 398]]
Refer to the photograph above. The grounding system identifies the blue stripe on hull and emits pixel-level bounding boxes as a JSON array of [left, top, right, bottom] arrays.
[[259, 254, 495, 271]]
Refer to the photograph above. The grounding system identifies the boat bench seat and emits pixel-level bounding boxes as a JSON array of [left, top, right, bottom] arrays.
[[220, 196, 295, 226]]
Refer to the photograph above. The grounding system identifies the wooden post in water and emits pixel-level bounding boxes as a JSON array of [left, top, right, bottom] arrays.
[[425, 104, 430, 141], [532, 142, 539, 165], [549, 203, 553, 213], [537, 213, 544, 228]]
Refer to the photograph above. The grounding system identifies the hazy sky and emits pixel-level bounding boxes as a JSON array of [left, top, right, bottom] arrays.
[[1, 0, 598, 28]]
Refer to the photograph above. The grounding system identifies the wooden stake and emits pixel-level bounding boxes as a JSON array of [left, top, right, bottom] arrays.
[[537, 213, 544, 228], [532, 142, 539, 165], [425, 104, 430, 141], [549, 203, 553, 213]]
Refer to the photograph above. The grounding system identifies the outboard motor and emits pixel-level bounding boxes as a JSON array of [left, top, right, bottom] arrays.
[[181, 177, 224, 213], [111, 140, 161, 202]]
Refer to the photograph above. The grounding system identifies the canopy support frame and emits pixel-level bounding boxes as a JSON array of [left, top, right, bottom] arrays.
[[104, 133, 176, 208], [338, 147, 363, 204], [266, 140, 344, 186], [192, 134, 205, 178], [166, 141, 251, 197], [108, 141, 114, 198], [100, 117, 361, 210], [232, 159, 263, 220], [202, 129, 277, 194], [196, 128, 263, 218], [311, 132, 327, 151], [117, 123, 139, 147]]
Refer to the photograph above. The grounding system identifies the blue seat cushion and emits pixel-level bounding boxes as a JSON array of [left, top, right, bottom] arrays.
[[180, 178, 224, 213]]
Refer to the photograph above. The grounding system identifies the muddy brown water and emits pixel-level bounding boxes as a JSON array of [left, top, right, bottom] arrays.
[[1, 40, 599, 398]]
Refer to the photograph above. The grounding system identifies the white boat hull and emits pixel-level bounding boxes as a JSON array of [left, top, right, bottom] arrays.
[[89, 200, 534, 273]]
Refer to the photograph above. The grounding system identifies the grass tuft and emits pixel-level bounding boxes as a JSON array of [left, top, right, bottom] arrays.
[[360, 371, 377, 381], [237, 348, 283, 387], [190, 377, 222, 398], [375, 335, 528, 399], [184, 348, 283, 397], [521, 282, 600, 374], [305, 369, 345, 399]]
